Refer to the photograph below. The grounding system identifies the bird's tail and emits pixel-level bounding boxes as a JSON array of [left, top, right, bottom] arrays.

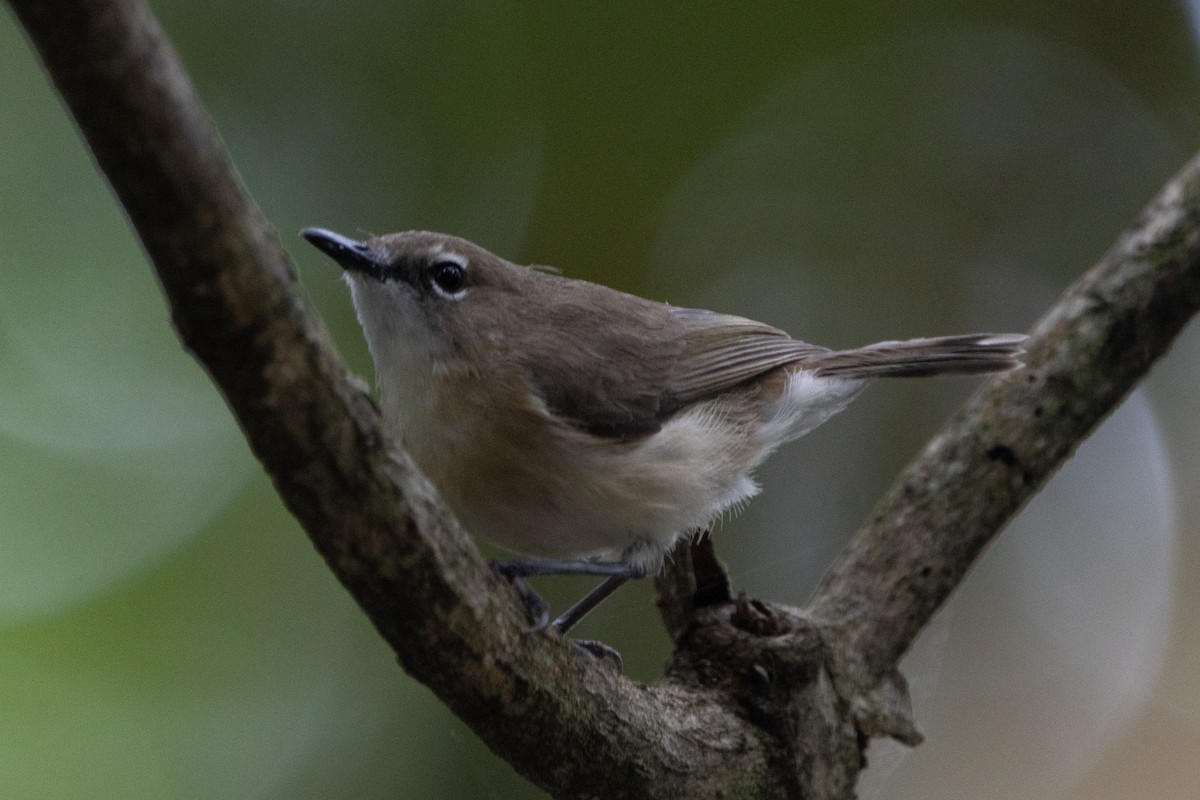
[[812, 333, 1027, 379]]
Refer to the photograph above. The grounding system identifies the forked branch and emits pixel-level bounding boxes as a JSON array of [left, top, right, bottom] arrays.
[[9, 0, 1200, 797]]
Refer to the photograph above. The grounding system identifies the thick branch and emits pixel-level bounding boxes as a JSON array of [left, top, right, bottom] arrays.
[[6, 1, 776, 797], [811, 155, 1200, 697]]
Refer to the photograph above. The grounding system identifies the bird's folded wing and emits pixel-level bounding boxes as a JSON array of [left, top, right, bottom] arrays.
[[668, 307, 829, 404]]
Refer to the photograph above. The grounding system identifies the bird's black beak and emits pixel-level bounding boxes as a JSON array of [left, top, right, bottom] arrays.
[[300, 227, 384, 279]]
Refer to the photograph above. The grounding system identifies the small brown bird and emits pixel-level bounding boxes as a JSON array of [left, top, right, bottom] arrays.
[[303, 228, 1024, 634]]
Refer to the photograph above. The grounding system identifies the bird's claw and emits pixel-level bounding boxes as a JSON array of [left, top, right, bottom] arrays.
[[571, 639, 623, 670], [491, 562, 550, 632]]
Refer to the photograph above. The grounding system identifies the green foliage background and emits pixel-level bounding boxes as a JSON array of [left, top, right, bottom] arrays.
[[2, 2, 1199, 798]]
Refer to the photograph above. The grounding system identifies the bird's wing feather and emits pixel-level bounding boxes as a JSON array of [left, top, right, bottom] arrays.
[[516, 286, 826, 439], [515, 278, 686, 439], [668, 308, 829, 404]]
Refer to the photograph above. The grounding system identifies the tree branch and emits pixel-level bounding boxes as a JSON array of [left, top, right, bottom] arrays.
[[8, 0, 1200, 797], [6, 1, 781, 797], [809, 156, 1200, 730]]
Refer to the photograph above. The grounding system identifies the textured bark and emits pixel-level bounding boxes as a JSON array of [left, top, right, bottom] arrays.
[[8, 0, 1200, 797], [808, 161, 1200, 725]]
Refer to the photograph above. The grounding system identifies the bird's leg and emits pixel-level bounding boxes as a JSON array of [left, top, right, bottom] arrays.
[[551, 575, 636, 669], [552, 574, 631, 634], [490, 558, 646, 651], [490, 556, 645, 580]]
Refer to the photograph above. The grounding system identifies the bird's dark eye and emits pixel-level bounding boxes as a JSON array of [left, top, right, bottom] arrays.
[[428, 260, 467, 297]]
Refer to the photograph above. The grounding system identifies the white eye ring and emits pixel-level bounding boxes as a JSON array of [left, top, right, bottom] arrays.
[[426, 253, 468, 299]]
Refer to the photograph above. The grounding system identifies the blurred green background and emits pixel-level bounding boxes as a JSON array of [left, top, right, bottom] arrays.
[[2, 2, 1199, 798]]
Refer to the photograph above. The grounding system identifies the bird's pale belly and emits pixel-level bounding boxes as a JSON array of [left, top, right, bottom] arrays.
[[399, 391, 765, 572]]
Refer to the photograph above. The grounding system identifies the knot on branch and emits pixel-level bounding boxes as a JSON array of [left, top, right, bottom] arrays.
[[664, 589, 923, 755]]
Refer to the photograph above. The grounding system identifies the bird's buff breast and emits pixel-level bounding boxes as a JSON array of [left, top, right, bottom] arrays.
[[382, 368, 763, 571]]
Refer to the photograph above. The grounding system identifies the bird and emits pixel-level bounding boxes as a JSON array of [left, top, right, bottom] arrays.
[[302, 227, 1025, 636]]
